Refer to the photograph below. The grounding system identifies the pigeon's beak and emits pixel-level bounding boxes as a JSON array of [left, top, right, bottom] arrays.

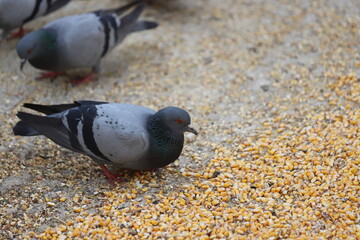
[[186, 126, 198, 135], [20, 58, 27, 71]]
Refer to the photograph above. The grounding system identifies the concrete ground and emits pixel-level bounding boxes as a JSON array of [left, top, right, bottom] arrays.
[[0, 0, 359, 238]]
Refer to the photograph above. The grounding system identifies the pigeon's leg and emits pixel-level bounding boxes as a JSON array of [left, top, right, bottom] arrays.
[[37, 71, 64, 80], [9, 27, 26, 39], [99, 165, 125, 185], [70, 63, 100, 85], [70, 72, 97, 86], [1, 30, 9, 41], [92, 62, 101, 74]]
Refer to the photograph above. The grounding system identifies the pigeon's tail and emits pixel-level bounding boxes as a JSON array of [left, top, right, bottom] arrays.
[[131, 21, 158, 32], [113, 0, 146, 15], [13, 120, 40, 136], [21, 101, 107, 115], [14, 112, 80, 153], [13, 103, 74, 136], [119, 4, 146, 33], [45, 0, 72, 15], [23, 103, 78, 115]]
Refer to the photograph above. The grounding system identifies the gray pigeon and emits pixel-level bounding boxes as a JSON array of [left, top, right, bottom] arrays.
[[17, 0, 158, 85], [13, 101, 198, 183], [0, 0, 71, 39]]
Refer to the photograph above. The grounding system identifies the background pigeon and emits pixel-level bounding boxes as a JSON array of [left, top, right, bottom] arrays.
[[17, 0, 158, 85], [13, 101, 198, 184], [0, 0, 71, 39]]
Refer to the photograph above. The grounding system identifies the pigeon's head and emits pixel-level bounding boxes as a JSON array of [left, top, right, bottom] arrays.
[[157, 107, 198, 135], [17, 29, 57, 70]]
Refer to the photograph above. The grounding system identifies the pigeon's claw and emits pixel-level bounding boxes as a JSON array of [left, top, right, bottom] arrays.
[[70, 73, 97, 86], [20, 59, 27, 71], [9, 27, 26, 39], [99, 165, 126, 185]]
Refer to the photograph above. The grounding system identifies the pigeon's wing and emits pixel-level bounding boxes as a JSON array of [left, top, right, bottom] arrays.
[[23, 100, 108, 115], [15, 103, 155, 167], [23, 0, 70, 24], [76, 100, 108, 106], [81, 3, 144, 59], [92, 1, 157, 55], [89, 104, 155, 167], [14, 102, 109, 157], [14, 104, 113, 163], [44, 13, 108, 70], [107, 3, 158, 43], [44, 0, 71, 15]]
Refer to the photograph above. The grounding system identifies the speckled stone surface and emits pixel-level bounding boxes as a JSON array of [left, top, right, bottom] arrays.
[[1, 0, 359, 238]]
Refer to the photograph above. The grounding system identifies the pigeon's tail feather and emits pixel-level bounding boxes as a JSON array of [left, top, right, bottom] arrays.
[[23, 101, 107, 115], [113, 0, 145, 15], [131, 21, 158, 32], [15, 112, 80, 153], [120, 4, 145, 32], [45, 0, 71, 15], [13, 121, 40, 136], [23, 103, 79, 115]]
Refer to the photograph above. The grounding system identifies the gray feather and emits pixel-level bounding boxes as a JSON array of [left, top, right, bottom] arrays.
[[13, 121, 40, 136], [23, 100, 107, 115], [45, 0, 72, 15], [96, 0, 145, 16], [15, 112, 81, 153], [131, 21, 158, 32]]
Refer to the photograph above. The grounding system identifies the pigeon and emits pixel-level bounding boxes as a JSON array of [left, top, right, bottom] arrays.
[[13, 101, 198, 184], [0, 0, 71, 39], [17, 0, 158, 85]]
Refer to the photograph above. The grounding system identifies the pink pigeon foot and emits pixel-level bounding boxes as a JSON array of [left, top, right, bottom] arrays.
[[9, 27, 26, 39], [99, 165, 125, 185], [70, 73, 97, 86], [37, 71, 64, 80]]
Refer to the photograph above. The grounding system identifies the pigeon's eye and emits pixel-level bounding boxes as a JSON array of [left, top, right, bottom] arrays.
[[176, 119, 183, 124]]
